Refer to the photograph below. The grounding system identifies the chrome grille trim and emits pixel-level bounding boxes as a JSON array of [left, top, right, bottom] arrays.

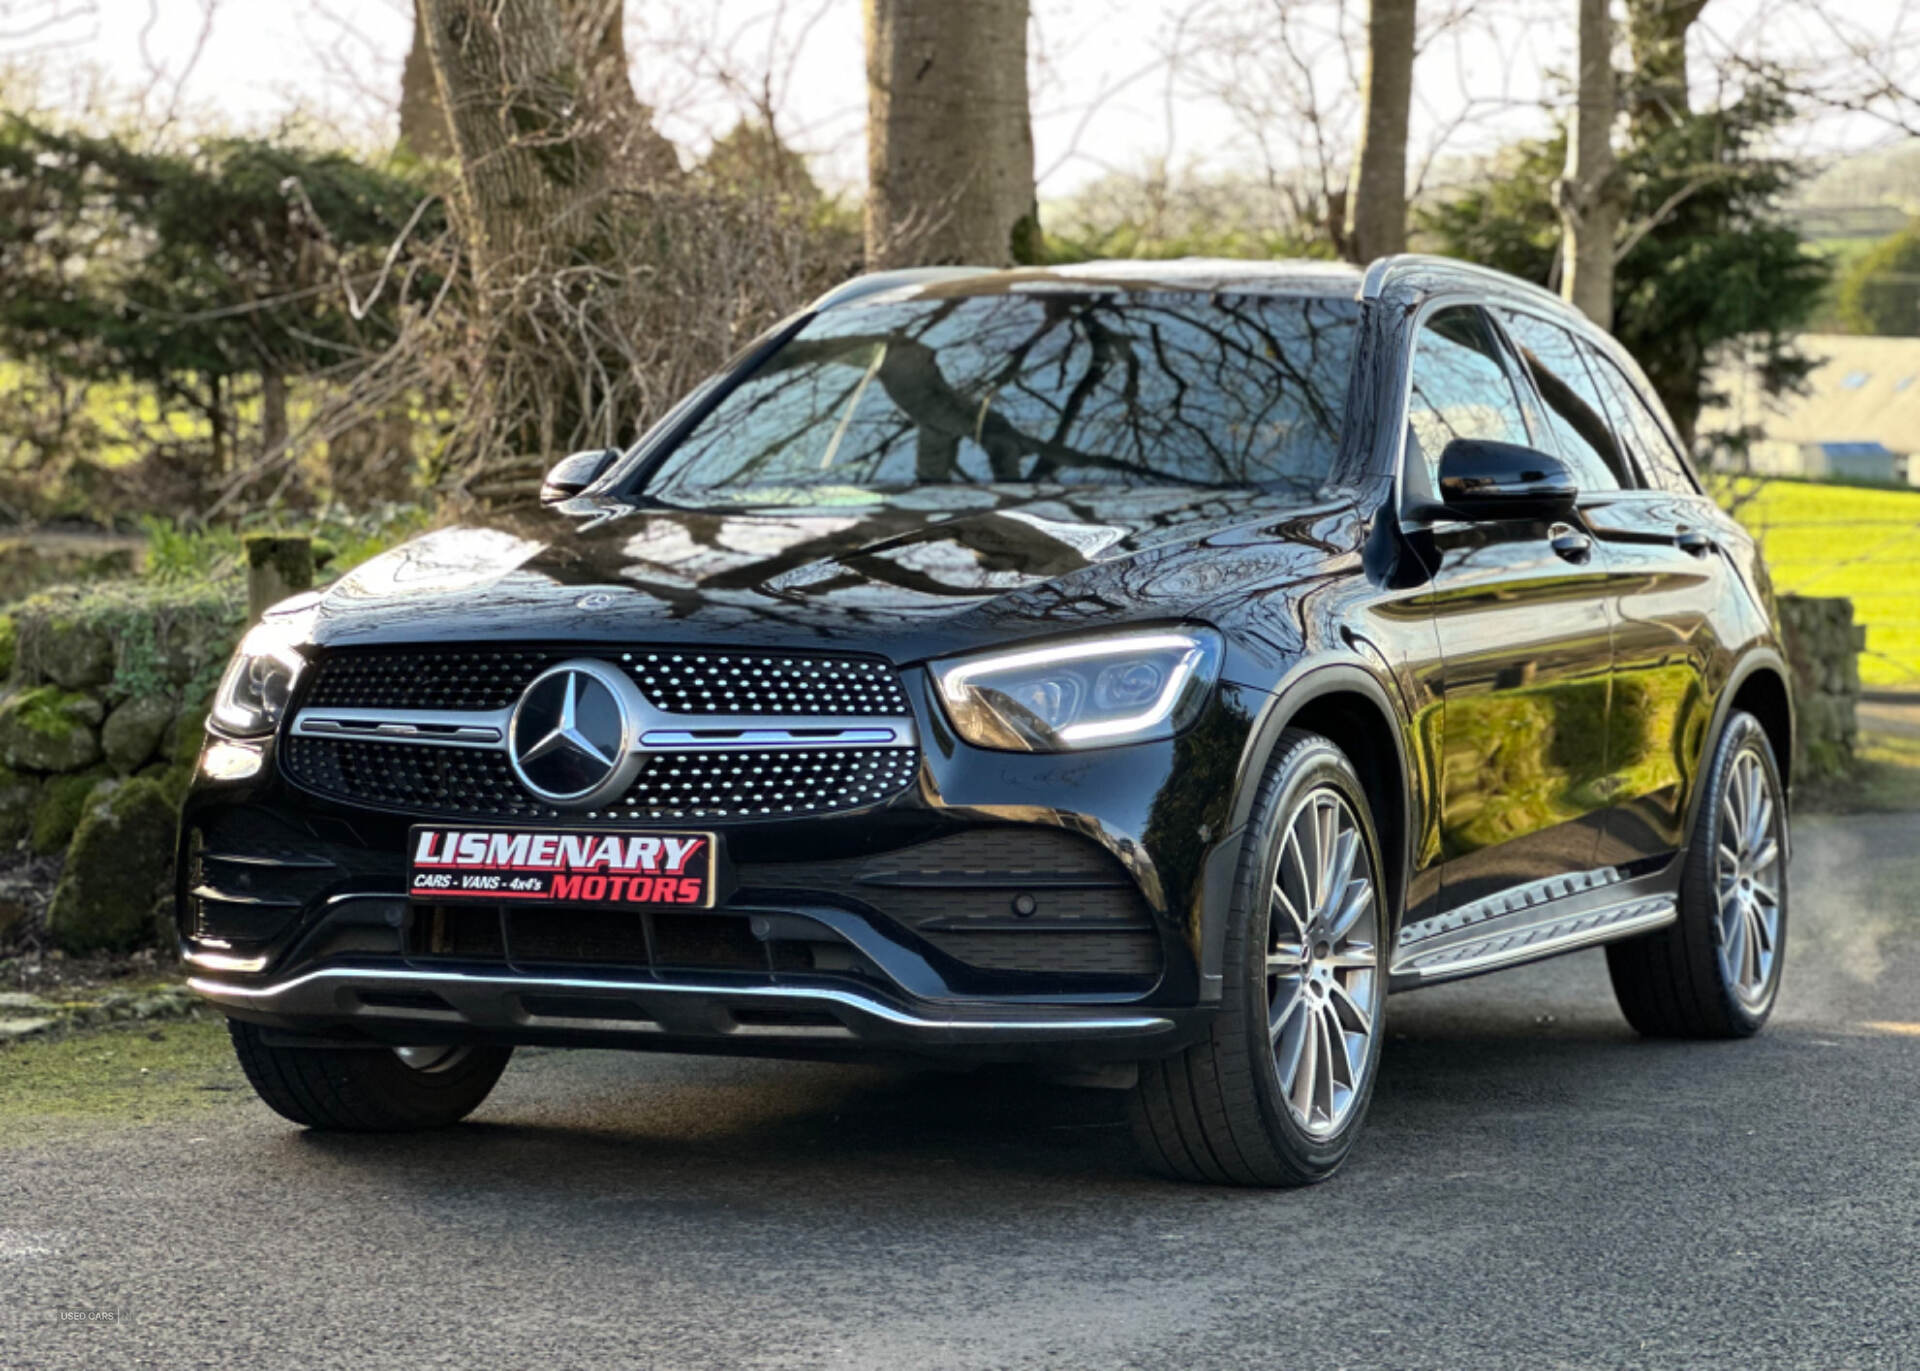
[[292, 707, 512, 748], [290, 705, 918, 753]]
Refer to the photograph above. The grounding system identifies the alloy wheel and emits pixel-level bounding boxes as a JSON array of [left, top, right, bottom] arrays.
[[392, 1045, 471, 1073], [1716, 745, 1783, 1007], [1266, 786, 1382, 1139]]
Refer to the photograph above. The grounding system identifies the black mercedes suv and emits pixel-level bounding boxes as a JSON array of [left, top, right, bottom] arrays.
[[181, 256, 1793, 1186]]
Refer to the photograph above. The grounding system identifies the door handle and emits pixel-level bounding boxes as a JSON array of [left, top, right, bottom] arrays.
[[1549, 524, 1592, 564], [1674, 528, 1716, 557]]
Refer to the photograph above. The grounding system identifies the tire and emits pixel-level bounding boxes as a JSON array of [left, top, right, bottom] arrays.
[[1606, 709, 1788, 1038], [1130, 729, 1390, 1187], [227, 1020, 513, 1132]]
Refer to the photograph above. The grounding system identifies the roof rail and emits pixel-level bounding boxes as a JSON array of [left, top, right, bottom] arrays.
[[807, 266, 998, 312], [1361, 253, 1565, 308]]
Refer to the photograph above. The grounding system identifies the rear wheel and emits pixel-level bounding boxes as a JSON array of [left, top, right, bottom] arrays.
[[228, 1020, 513, 1131], [1130, 730, 1388, 1186], [1607, 709, 1788, 1038]]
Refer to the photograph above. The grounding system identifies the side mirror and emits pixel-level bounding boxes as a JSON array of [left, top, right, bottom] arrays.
[[1435, 439, 1577, 522], [540, 448, 618, 505]]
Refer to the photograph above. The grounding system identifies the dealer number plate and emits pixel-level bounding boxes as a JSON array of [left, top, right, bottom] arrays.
[[408, 826, 718, 909]]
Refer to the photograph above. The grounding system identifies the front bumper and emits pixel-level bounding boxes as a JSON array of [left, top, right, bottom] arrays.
[[190, 962, 1196, 1062]]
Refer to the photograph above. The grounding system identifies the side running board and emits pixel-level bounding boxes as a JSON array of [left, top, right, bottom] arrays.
[[1391, 867, 1678, 985]]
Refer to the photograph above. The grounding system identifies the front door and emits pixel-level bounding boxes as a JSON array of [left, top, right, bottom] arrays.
[[1402, 305, 1618, 914]]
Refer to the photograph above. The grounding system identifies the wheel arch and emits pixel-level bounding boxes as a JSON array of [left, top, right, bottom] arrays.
[[1202, 663, 1416, 994], [1684, 647, 1795, 854]]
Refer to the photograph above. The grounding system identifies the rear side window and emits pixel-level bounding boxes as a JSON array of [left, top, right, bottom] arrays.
[[1580, 342, 1700, 494], [1498, 311, 1627, 492], [1404, 306, 1532, 487]]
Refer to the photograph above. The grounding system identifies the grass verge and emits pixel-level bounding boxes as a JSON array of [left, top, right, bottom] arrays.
[[0, 1017, 244, 1149]]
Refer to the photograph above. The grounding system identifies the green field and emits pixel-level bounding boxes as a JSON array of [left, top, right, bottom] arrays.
[[1728, 478, 1920, 690]]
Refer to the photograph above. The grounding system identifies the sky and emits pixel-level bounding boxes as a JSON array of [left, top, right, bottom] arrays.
[[5, 0, 1917, 205]]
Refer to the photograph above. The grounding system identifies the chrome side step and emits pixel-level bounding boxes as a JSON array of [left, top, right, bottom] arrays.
[[1391, 892, 1677, 984]]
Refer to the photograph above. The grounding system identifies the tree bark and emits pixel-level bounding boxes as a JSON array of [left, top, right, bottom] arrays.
[[419, 0, 619, 281], [399, 3, 454, 159], [863, 0, 1040, 269], [1343, 0, 1416, 264], [259, 369, 289, 459], [1625, 0, 1708, 136], [558, 0, 681, 182], [1555, 0, 1621, 329]]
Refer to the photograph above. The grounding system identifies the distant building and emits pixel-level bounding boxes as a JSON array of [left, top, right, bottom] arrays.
[[1705, 334, 1920, 486]]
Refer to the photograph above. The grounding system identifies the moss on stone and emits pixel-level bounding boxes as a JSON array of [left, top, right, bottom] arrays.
[[48, 777, 178, 952], [10, 580, 242, 703], [0, 612, 15, 680], [30, 766, 113, 855], [0, 685, 104, 773], [0, 762, 36, 844]]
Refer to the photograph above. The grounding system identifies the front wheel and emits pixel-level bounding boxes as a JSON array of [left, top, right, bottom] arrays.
[[1607, 709, 1788, 1038], [1131, 730, 1389, 1186], [228, 1020, 513, 1131]]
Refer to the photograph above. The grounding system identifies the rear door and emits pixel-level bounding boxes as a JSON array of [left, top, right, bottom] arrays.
[[1574, 337, 1729, 868], [1403, 305, 1617, 915]]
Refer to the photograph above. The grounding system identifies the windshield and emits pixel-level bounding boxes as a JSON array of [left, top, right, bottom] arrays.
[[637, 290, 1360, 507]]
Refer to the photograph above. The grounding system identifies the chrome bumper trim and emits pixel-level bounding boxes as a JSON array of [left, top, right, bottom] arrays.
[[187, 966, 1172, 1038]]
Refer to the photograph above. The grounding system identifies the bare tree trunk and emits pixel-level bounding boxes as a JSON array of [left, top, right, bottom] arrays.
[[1344, 0, 1415, 264], [1555, 0, 1621, 329], [399, 3, 454, 158], [259, 370, 289, 459], [420, 0, 611, 279], [863, 0, 1040, 269], [1625, 0, 1709, 136], [559, 0, 680, 181]]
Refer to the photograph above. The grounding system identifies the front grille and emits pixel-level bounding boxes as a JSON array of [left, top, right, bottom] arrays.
[[281, 735, 919, 820], [303, 646, 911, 717]]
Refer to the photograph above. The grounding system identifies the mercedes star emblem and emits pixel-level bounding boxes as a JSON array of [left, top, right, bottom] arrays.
[[507, 659, 646, 808]]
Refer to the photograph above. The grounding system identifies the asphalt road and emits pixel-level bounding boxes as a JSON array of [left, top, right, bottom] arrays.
[[4, 813, 1918, 1371]]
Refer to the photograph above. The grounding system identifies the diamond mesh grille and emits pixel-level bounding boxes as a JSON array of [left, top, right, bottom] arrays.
[[301, 647, 909, 717]]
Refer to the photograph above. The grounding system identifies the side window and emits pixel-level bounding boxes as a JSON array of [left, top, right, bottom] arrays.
[[1405, 306, 1532, 490], [1580, 342, 1701, 495], [1498, 311, 1626, 492]]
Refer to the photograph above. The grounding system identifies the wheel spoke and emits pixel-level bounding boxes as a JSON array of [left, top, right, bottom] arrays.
[[1748, 785, 1773, 853], [1327, 875, 1373, 942], [1268, 943, 1307, 973], [1270, 978, 1308, 1043], [1722, 898, 1749, 987], [1321, 827, 1359, 914], [1312, 800, 1336, 910], [1327, 978, 1373, 1036], [1312, 1008, 1338, 1119], [1322, 1003, 1356, 1091], [1285, 1007, 1320, 1118], [1326, 941, 1377, 970], [1282, 824, 1309, 915], [1742, 904, 1764, 987], [1272, 881, 1308, 939]]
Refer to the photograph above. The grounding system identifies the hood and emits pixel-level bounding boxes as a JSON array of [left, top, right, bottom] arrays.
[[306, 486, 1359, 664]]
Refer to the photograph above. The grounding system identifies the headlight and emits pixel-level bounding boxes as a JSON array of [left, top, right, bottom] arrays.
[[210, 622, 307, 737], [931, 628, 1222, 752]]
